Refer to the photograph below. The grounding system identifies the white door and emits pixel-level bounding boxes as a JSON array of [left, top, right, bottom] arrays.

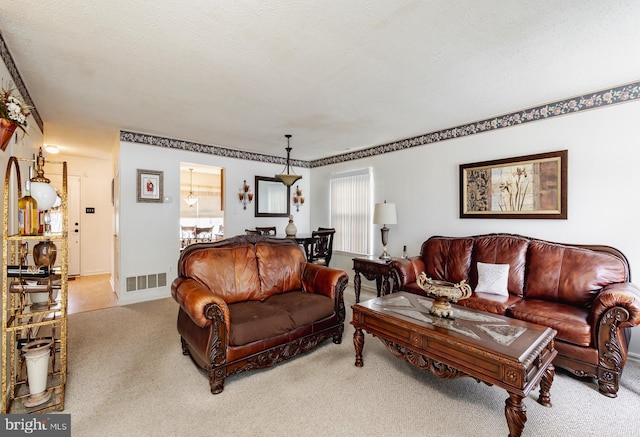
[[66, 175, 81, 276], [49, 173, 81, 276]]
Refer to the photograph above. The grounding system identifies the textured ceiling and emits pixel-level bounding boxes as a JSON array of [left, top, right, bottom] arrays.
[[1, 1, 639, 161]]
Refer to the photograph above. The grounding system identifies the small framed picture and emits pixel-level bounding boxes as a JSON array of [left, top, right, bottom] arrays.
[[136, 169, 163, 203]]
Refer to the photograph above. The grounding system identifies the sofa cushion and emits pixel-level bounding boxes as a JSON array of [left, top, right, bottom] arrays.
[[525, 240, 628, 307], [227, 292, 335, 346], [421, 237, 474, 283], [475, 262, 510, 296], [265, 292, 335, 327], [228, 300, 296, 346], [183, 243, 262, 304], [457, 293, 522, 316], [508, 299, 591, 347], [256, 241, 306, 299], [469, 235, 528, 297]]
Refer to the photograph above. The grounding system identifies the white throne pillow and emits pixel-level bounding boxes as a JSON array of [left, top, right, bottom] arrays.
[[475, 262, 510, 296]]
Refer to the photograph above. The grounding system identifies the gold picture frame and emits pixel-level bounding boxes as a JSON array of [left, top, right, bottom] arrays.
[[460, 150, 567, 219], [136, 169, 163, 203]]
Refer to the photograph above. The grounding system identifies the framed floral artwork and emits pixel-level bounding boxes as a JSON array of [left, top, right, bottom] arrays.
[[460, 150, 567, 219], [136, 169, 163, 203]]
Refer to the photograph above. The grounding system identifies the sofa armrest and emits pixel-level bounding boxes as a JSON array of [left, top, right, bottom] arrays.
[[171, 277, 230, 330], [301, 263, 349, 300], [391, 256, 425, 291], [590, 282, 640, 330]]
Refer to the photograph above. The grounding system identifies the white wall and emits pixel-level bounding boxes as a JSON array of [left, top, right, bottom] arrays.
[[0, 61, 44, 174], [311, 100, 640, 356], [117, 141, 311, 305]]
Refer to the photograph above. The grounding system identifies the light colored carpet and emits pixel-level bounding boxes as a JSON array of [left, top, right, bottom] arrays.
[[66, 287, 640, 437]]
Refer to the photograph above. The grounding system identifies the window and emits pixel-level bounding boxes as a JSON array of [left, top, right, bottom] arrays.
[[330, 168, 372, 254]]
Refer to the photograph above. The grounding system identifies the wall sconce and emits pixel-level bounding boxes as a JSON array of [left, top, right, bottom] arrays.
[[292, 185, 305, 212], [238, 180, 253, 210]]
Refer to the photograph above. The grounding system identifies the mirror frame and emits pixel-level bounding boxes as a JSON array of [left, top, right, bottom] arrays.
[[254, 175, 290, 217]]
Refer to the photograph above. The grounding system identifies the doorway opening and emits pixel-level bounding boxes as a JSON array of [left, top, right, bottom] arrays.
[[46, 172, 117, 313], [179, 163, 224, 249]]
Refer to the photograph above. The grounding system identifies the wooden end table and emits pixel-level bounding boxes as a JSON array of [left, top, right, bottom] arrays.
[[352, 292, 557, 437], [352, 256, 395, 303]]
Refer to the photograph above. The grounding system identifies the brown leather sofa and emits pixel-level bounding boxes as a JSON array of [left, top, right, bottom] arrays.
[[392, 233, 640, 397], [171, 235, 348, 394]]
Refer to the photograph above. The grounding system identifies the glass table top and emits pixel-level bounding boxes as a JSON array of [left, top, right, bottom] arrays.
[[375, 295, 527, 347]]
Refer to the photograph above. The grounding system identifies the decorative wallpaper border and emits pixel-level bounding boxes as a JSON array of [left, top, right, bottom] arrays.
[[119, 131, 309, 168], [0, 29, 44, 133], [123, 80, 640, 168], [311, 80, 640, 168]]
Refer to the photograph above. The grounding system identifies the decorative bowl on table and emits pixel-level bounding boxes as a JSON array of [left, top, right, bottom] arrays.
[[416, 272, 472, 319]]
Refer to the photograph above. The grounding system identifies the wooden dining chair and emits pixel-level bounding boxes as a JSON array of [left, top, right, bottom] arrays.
[[304, 228, 335, 267], [195, 226, 214, 241], [245, 229, 261, 235], [181, 225, 197, 247], [255, 226, 277, 236]]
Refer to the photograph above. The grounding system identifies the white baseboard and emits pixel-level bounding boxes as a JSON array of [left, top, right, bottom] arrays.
[[627, 352, 640, 363], [117, 288, 172, 306]]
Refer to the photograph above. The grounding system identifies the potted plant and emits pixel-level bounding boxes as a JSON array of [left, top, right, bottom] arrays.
[[1, 81, 31, 151]]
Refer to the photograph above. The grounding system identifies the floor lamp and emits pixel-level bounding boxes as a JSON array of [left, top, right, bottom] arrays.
[[373, 201, 397, 260]]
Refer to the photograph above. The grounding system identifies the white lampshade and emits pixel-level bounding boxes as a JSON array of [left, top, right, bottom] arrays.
[[373, 202, 397, 225], [30, 181, 58, 210]]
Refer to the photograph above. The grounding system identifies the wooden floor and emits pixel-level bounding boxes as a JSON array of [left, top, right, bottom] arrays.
[[68, 273, 118, 314]]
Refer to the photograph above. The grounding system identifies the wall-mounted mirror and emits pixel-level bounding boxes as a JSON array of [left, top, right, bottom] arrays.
[[255, 176, 290, 217]]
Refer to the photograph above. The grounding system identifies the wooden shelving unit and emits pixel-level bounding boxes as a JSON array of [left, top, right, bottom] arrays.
[[1, 155, 68, 414]]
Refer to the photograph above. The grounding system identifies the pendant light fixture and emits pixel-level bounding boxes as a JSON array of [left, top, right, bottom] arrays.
[[275, 134, 302, 187], [185, 168, 198, 207]]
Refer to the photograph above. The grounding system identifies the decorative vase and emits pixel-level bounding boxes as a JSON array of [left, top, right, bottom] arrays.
[[33, 240, 57, 267], [285, 215, 297, 237], [0, 118, 18, 152], [22, 339, 53, 407]]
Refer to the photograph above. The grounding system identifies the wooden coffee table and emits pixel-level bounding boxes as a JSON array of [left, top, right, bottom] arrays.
[[352, 292, 557, 437]]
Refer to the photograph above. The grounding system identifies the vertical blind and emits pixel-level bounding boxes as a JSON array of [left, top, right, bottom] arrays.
[[330, 168, 372, 254]]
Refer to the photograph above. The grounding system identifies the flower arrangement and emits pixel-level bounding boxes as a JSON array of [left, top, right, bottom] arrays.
[[1, 81, 31, 132]]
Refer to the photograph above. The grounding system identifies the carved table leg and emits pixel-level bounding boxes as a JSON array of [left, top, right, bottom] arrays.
[[505, 392, 527, 437], [375, 277, 382, 297], [538, 363, 554, 407], [354, 327, 364, 367], [381, 275, 390, 296], [354, 272, 362, 303]]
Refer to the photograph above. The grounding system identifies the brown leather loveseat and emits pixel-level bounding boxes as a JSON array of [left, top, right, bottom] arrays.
[[392, 233, 640, 397], [171, 235, 348, 394]]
